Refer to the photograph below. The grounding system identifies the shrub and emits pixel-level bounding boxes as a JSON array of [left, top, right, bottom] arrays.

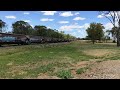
[[57, 70, 73, 79], [76, 67, 88, 74]]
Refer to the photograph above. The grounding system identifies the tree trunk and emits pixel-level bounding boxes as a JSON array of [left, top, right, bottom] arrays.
[[117, 36, 120, 46], [117, 38, 120, 46], [92, 40, 95, 44], [0, 28, 2, 33], [106, 39, 107, 43], [113, 35, 116, 43], [116, 28, 120, 47]]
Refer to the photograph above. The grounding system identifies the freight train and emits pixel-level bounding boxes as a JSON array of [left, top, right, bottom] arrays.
[[0, 33, 74, 46]]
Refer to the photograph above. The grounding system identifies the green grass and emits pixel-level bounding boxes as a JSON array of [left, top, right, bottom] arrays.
[[76, 67, 89, 74], [56, 70, 73, 79], [0, 41, 120, 79]]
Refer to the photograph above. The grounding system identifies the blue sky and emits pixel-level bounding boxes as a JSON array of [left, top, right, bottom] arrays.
[[0, 11, 113, 38]]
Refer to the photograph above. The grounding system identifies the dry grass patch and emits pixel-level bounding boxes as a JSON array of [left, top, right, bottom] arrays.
[[83, 49, 116, 57], [37, 73, 60, 79], [7, 70, 27, 77]]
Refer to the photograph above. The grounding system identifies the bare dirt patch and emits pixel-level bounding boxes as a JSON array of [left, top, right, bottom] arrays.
[[7, 70, 27, 77], [69, 60, 97, 78], [73, 61, 89, 69], [37, 73, 60, 79], [78, 60, 120, 79]]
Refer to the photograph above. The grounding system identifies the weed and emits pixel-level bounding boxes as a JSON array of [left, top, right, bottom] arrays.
[[56, 70, 73, 79]]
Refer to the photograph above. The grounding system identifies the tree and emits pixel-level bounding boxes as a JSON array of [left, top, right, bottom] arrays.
[[0, 19, 6, 33], [12, 20, 33, 35], [102, 35, 110, 43], [99, 11, 120, 46], [34, 25, 47, 36], [86, 22, 104, 44], [106, 27, 118, 43]]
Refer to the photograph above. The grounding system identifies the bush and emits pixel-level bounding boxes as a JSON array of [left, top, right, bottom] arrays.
[[56, 70, 73, 79], [76, 67, 88, 74], [113, 40, 116, 43]]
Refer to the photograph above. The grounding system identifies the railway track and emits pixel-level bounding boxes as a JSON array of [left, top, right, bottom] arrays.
[[0, 41, 71, 48]]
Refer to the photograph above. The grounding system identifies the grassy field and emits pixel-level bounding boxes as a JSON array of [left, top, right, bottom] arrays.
[[0, 40, 120, 79]]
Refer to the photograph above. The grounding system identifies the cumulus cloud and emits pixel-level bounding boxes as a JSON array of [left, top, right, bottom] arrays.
[[104, 22, 113, 30], [40, 18, 54, 21], [73, 17, 86, 20], [69, 32, 78, 36], [59, 25, 82, 31], [59, 23, 90, 31], [23, 12, 30, 15], [5, 16, 16, 19], [83, 23, 90, 29], [41, 11, 57, 15], [47, 26, 51, 29], [58, 21, 69, 24], [31, 25, 34, 28], [97, 14, 104, 18], [24, 20, 31, 22], [74, 12, 80, 15], [97, 13, 111, 18], [59, 11, 73, 17]]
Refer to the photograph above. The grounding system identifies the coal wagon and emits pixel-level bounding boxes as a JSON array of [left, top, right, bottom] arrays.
[[0, 33, 73, 46], [0, 33, 31, 45]]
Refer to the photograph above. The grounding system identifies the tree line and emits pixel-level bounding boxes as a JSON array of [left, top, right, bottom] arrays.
[[0, 20, 76, 40]]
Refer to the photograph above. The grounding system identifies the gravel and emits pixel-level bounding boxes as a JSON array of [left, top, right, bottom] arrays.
[[79, 60, 120, 79]]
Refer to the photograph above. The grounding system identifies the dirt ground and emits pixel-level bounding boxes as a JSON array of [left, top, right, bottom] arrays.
[[35, 60, 120, 79], [78, 60, 120, 79]]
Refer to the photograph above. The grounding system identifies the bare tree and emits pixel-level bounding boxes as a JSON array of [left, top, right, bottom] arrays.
[[99, 11, 120, 46]]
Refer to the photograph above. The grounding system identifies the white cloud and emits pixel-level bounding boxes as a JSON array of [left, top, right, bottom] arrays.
[[83, 23, 90, 29], [59, 11, 73, 17], [23, 12, 30, 15], [69, 32, 77, 36], [97, 13, 111, 18], [31, 25, 34, 28], [40, 18, 54, 21], [74, 23, 78, 25], [73, 17, 86, 20], [58, 21, 69, 24], [97, 14, 104, 18], [24, 20, 31, 22], [106, 14, 111, 17], [5, 16, 16, 19], [104, 22, 113, 30], [59, 23, 90, 31], [74, 12, 79, 15], [59, 25, 82, 31], [41, 11, 57, 15], [47, 26, 51, 29]]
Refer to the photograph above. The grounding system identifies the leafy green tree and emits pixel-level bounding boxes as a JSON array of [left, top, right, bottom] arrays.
[[0, 19, 6, 33], [106, 27, 118, 43], [12, 20, 33, 35], [96, 23, 105, 41], [34, 25, 47, 36], [86, 22, 104, 44]]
